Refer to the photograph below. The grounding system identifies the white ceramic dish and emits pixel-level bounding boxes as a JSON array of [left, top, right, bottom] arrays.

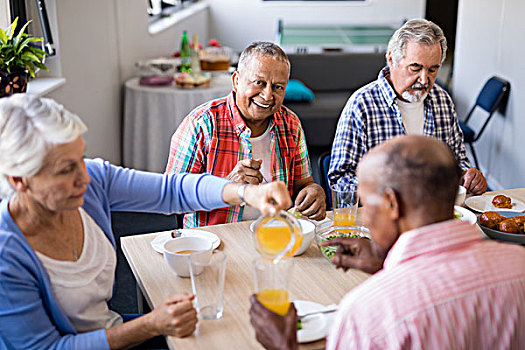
[[454, 205, 477, 224], [465, 194, 525, 213], [163, 237, 213, 277], [250, 218, 316, 256], [294, 300, 336, 343], [151, 229, 220, 254]]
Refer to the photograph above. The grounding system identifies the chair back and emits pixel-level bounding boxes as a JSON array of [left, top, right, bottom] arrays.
[[476, 76, 510, 114], [318, 151, 332, 210], [459, 76, 510, 168], [463, 76, 510, 141]]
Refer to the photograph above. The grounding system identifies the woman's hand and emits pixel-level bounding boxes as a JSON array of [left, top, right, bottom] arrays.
[[223, 181, 292, 216], [147, 293, 197, 337], [106, 293, 197, 349], [244, 181, 292, 216]]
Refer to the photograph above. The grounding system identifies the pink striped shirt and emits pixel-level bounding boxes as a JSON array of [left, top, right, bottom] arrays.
[[326, 219, 525, 350]]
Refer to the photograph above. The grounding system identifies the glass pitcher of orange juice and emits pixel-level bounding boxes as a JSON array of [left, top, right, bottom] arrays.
[[252, 210, 303, 262]]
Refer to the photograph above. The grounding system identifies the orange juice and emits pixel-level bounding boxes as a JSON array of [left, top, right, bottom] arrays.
[[333, 202, 358, 233], [257, 288, 290, 315], [333, 214, 356, 233], [255, 225, 303, 259]]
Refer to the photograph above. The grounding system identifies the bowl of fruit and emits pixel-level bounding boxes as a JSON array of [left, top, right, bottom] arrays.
[[314, 218, 370, 262]]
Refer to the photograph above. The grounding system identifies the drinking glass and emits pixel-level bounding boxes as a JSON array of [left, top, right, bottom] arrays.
[[253, 257, 294, 316], [331, 182, 359, 233], [189, 250, 227, 319]]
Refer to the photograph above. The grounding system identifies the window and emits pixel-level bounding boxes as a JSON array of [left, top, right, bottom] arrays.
[[1, 0, 55, 56], [148, 0, 201, 23]]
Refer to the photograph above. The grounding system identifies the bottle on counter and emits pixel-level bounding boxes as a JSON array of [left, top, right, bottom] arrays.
[[180, 30, 191, 73], [191, 34, 201, 73]]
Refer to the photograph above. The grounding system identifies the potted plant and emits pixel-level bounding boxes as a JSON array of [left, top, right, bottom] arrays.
[[0, 17, 48, 97]]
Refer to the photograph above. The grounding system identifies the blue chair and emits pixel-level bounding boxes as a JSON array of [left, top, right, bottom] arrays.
[[459, 76, 510, 169], [318, 151, 332, 210]]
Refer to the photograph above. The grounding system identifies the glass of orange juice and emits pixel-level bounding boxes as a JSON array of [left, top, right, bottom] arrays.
[[253, 210, 303, 262], [331, 182, 359, 234], [253, 257, 294, 315]]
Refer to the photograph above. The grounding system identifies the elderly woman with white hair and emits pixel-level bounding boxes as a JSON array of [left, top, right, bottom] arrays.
[[0, 94, 291, 349]]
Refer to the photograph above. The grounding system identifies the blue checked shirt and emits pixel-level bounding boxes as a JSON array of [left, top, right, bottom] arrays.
[[329, 67, 471, 186]]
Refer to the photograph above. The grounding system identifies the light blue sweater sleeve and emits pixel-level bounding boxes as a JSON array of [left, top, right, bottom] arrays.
[[85, 158, 230, 213]]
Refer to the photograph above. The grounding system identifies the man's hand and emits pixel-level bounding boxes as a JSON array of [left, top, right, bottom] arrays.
[[227, 159, 265, 184], [293, 181, 326, 221], [462, 167, 488, 194], [322, 237, 384, 274], [249, 295, 298, 350]]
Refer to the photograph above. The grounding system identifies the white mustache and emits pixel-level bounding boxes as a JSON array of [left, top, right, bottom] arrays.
[[409, 83, 429, 90]]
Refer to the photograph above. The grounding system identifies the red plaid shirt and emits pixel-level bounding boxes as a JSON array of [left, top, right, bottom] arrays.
[[166, 92, 312, 228]]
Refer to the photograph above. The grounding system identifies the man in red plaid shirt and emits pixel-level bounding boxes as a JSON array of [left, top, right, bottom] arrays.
[[166, 42, 325, 228]]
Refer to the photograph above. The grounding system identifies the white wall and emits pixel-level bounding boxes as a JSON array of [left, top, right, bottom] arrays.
[[453, 0, 525, 189], [39, 0, 424, 164], [207, 0, 425, 51], [46, 0, 121, 163], [44, 0, 208, 164]]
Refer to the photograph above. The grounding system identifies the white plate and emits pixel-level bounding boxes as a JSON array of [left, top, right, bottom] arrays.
[[454, 205, 477, 224], [249, 218, 315, 234], [150, 229, 220, 254], [465, 194, 525, 213], [294, 300, 336, 343]]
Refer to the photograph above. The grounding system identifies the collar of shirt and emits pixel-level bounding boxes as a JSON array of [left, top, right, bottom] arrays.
[[227, 92, 276, 139], [384, 219, 483, 270], [377, 66, 398, 108]]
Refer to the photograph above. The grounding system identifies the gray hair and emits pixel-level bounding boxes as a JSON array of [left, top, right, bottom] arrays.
[[237, 41, 290, 74], [387, 19, 448, 66], [0, 94, 87, 198]]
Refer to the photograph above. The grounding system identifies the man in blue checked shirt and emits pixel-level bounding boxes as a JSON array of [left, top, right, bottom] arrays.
[[329, 19, 487, 194]]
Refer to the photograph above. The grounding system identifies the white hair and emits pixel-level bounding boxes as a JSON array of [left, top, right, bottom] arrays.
[[387, 18, 447, 67], [0, 94, 87, 198]]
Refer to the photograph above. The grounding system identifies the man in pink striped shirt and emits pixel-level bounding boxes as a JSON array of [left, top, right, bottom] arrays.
[[250, 135, 525, 349]]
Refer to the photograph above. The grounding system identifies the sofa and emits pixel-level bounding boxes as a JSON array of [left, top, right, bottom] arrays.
[[285, 53, 386, 149]]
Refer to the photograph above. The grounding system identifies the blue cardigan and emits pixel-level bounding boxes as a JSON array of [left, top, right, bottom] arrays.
[[0, 159, 229, 349]]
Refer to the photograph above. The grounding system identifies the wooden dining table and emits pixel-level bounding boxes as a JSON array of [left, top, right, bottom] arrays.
[[120, 188, 525, 349]]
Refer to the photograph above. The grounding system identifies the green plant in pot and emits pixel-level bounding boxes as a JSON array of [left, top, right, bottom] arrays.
[[0, 17, 48, 97]]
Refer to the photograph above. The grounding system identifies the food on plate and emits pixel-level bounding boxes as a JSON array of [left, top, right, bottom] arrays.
[[454, 209, 463, 220], [287, 207, 303, 219], [492, 194, 512, 209], [479, 211, 505, 229], [479, 211, 525, 235], [510, 215, 525, 226], [498, 219, 520, 234], [175, 72, 210, 88]]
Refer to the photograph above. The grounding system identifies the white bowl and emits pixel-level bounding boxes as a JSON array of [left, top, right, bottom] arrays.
[[456, 185, 467, 206], [294, 219, 316, 256], [163, 237, 213, 277]]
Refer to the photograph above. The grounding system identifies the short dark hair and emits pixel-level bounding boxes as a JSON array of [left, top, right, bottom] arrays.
[[380, 141, 462, 209]]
